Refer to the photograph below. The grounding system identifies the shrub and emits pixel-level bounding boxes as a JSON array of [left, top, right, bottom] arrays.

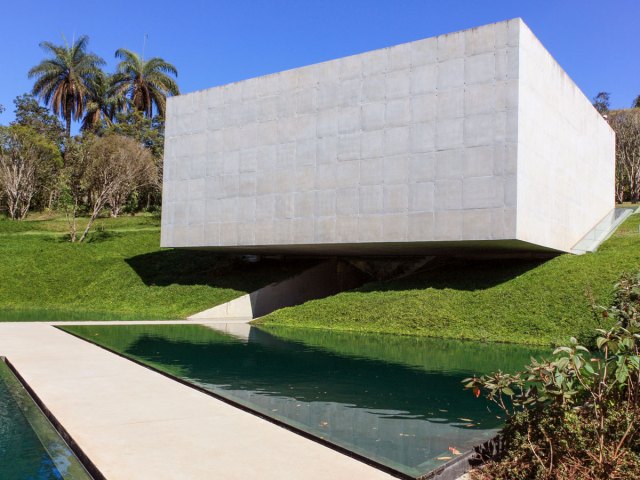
[[465, 273, 640, 479]]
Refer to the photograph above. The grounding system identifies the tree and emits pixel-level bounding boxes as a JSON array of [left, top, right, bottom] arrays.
[[633, 95, 640, 109], [11, 94, 65, 210], [592, 91, 611, 116], [58, 137, 87, 241], [12, 93, 64, 146], [112, 48, 179, 118], [105, 110, 164, 158], [103, 110, 165, 212], [28, 36, 105, 137], [81, 71, 127, 132], [67, 134, 157, 241], [608, 109, 640, 203], [0, 125, 62, 219]]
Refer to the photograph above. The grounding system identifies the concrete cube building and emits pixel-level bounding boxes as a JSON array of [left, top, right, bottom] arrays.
[[161, 18, 614, 255]]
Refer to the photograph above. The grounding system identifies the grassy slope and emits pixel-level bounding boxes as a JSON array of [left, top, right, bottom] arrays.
[[258, 213, 640, 346], [0, 215, 309, 320]]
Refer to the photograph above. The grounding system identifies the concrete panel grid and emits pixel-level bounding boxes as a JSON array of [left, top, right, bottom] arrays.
[[162, 18, 613, 254]]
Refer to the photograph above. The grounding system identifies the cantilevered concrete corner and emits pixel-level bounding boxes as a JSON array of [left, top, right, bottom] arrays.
[[161, 18, 614, 255]]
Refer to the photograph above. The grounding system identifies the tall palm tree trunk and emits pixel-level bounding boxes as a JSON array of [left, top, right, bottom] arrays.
[[65, 110, 71, 138]]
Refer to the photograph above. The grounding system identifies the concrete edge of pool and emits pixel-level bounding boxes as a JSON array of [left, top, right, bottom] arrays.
[[2, 356, 106, 480], [0, 322, 484, 480]]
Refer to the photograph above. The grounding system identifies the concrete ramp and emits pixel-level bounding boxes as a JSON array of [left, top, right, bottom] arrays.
[[188, 259, 368, 321], [571, 207, 634, 254]]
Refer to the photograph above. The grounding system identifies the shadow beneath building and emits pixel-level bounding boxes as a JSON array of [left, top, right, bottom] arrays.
[[127, 249, 551, 295], [361, 257, 551, 293], [125, 250, 316, 292]]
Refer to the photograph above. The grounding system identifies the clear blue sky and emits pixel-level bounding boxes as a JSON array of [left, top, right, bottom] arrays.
[[1, 0, 638, 127]]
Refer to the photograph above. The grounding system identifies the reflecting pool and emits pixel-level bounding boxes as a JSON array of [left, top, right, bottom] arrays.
[[61, 323, 548, 478], [0, 360, 92, 480]]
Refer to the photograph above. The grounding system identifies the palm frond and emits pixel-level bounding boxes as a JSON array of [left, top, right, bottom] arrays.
[[113, 48, 179, 118], [29, 35, 105, 134]]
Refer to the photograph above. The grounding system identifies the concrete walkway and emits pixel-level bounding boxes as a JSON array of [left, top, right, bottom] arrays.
[[0, 322, 394, 480]]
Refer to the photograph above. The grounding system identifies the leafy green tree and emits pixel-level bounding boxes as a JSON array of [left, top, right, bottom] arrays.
[[592, 91, 611, 116], [633, 95, 640, 109], [58, 136, 89, 239], [81, 71, 128, 132], [11, 94, 65, 209], [12, 93, 64, 146], [104, 111, 164, 212], [0, 125, 62, 219], [105, 110, 164, 158], [112, 48, 179, 118], [28, 36, 105, 137], [62, 134, 156, 240]]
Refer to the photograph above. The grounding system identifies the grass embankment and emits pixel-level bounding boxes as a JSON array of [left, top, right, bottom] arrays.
[[258, 213, 640, 346], [0, 214, 308, 320]]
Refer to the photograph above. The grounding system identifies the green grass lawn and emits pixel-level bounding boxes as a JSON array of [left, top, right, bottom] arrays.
[[0, 214, 309, 320], [257, 212, 640, 346]]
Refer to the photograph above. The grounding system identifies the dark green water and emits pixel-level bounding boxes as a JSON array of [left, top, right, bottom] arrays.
[[0, 361, 91, 480], [62, 324, 547, 478]]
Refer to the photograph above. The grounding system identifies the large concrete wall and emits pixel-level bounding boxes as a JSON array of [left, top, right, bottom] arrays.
[[161, 19, 523, 252], [515, 23, 615, 252], [161, 18, 614, 254]]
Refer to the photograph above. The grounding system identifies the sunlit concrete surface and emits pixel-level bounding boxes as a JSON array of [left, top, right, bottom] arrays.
[[161, 18, 613, 255]]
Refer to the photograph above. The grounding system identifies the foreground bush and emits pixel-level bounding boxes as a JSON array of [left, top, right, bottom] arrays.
[[465, 273, 640, 479]]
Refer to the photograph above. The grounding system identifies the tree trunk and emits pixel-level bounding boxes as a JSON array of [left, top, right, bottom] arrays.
[[65, 196, 79, 242], [79, 209, 100, 242], [65, 114, 71, 139]]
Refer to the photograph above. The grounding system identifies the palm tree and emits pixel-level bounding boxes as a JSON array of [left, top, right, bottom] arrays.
[[81, 72, 128, 131], [112, 49, 179, 118], [28, 36, 105, 137]]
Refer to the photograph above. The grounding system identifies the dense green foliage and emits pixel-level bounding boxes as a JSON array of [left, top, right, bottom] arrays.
[[466, 274, 640, 479], [0, 124, 63, 219], [0, 215, 309, 320], [259, 212, 640, 346], [12, 94, 64, 147]]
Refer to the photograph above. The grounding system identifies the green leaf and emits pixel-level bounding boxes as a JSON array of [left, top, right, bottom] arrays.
[[573, 356, 583, 369], [616, 363, 629, 384], [553, 346, 572, 355]]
